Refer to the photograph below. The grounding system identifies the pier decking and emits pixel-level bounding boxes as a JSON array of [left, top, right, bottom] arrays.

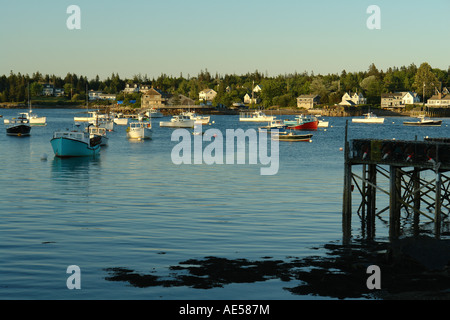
[[342, 121, 450, 242]]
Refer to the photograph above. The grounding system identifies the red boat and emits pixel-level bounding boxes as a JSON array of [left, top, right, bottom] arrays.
[[284, 115, 318, 130]]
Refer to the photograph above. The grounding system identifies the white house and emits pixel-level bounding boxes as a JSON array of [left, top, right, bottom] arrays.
[[89, 90, 116, 101], [88, 90, 103, 101], [381, 91, 420, 109], [244, 93, 258, 104], [297, 95, 320, 109], [42, 84, 64, 97], [42, 84, 54, 96], [253, 84, 262, 93], [339, 92, 367, 106], [199, 89, 217, 102], [402, 92, 420, 105], [139, 85, 151, 93], [427, 87, 450, 107], [123, 83, 139, 94]]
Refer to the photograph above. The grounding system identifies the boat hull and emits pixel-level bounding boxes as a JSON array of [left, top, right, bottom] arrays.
[[194, 117, 210, 125], [318, 121, 329, 128], [273, 133, 313, 141], [127, 128, 152, 140], [113, 118, 128, 125], [6, 124, 31, 136], [286, 120, 318, 131], [403, 120, 442, 126], [74, 117, 95, 122], [29, 117, 47, 126], [160, 120, 195, 128], [51, 137, 101, 157], [352, 118, 385, 124], [240, 117, 275, 122]]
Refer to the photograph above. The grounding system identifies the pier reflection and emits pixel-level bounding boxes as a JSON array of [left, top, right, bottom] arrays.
[[104, 236, 450, 299]]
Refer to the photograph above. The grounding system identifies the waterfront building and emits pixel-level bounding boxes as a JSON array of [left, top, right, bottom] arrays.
[[339, 92, 367, 106], [381, 91, 421, 110], [427, 87, 450, 108], [297, 94, 320, 109]]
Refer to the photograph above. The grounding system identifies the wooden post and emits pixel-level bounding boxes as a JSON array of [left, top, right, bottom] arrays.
[[342, 120, 352, 243], [389, 166, 401, 240], [367, 164, 377, 240], [435, 144, 441, 239], [413, 168, 421, 237], [435, 170, 441, 239]]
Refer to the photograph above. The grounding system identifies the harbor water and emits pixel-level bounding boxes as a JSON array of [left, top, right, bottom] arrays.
[[1, 108, 449, 300]]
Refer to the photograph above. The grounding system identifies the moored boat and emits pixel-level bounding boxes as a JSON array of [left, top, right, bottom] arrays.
[[74, 111, 98, 122], [352, 112, 384, 124], [6, 113, 31, 136], [272, 132, 313, 142], [239, 110, 275, 122], [25, 111, 47, 126], [160, 115, 195, 128], [318, 120, 329, 128], [258, 119, 287, 133], [126, 121, 152, 140], [403, 115, 442, 127], [181, 111, 210, 124], [87, 124, 109, 146], [51, 124, 101, 157], [284, 114, 318, 130], [145, 108, 163, 118]]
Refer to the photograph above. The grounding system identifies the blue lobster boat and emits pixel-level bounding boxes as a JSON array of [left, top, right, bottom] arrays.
[[51, 125, 101, 157]]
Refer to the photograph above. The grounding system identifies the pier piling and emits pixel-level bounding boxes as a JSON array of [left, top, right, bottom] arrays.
[[342, 123, 449, 241]]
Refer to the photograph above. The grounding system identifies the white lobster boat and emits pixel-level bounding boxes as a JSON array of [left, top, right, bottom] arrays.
[[126, 121, 152, 140], [160, 115, 195, 128]]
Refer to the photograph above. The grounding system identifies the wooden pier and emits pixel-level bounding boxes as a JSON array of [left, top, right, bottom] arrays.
[[342, 121, 450, 242]]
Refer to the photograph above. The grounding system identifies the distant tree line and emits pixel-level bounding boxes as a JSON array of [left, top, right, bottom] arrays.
[[0, 63, 449, 108]]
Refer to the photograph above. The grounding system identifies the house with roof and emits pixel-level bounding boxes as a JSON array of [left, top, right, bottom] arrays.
[[141, 87, 170, 108], [297, 95, 320, 109], [42, 84, 55, 96], [427, 87, 450, 108], [253, 84, 262, 93], [243, 93, 258, 104], [339, 92, 367, 106], [139, 85, 151, 93], [88, 90, 103, 101], [199, 89, 217, 102], [168, 94, 195, 106], [381, 91, 421, 109], [123, 83, 140, 94], [42, 84, 64, 97]]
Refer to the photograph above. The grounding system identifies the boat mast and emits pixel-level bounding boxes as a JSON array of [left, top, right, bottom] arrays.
[[28, 83, 31, 113]]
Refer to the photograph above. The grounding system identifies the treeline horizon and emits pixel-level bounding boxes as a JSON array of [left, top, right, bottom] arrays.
[[1, 62, 449, 108]]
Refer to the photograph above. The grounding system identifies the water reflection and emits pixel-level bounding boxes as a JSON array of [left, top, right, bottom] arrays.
[[51, 156, 101, 183], [104, 237, 450, 299]]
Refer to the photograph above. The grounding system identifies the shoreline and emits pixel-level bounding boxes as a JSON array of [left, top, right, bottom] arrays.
[[1, 104, 448, 118]]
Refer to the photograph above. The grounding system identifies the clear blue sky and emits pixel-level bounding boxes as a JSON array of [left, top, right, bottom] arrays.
[[1, 0, 449, 80]]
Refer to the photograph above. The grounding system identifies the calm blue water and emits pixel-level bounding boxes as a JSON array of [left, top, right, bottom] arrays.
[[0, 108, 449, 300]]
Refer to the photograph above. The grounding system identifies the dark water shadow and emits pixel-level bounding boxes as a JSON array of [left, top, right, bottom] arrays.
[[104, 235, 450, 300]]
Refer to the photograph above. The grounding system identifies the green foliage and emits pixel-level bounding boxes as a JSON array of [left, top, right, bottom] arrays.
[[1, 63, 449, 107]]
